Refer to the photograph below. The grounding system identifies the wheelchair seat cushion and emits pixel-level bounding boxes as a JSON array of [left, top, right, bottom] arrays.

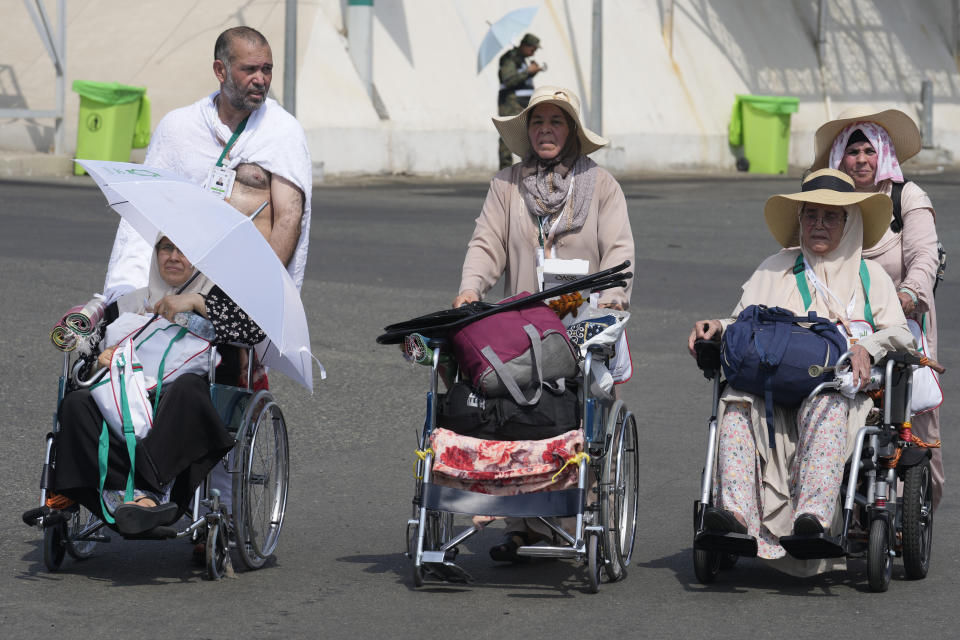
[[429, 427, 584, 495]]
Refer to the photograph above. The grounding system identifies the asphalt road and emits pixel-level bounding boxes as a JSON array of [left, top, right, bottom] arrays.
[[1, 172, 958, 639]]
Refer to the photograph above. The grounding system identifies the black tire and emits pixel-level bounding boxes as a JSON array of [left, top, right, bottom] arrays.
[[693, 547, 720, 584], [205, 521, 229, 581], [902, 460, 933, 580], [600, 403, 638, 582], [867, 517, 891, 592], [719, 553, 739, 570], [586, 533, 603, 593], [43, 524, 66, 572]]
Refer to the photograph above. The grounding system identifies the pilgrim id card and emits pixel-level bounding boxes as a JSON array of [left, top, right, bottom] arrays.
[[204, 165, 236, 200]]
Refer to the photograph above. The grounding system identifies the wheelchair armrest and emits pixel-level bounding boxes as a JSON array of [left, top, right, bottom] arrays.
[[880, 351, 926, 368], [694, 338, 722, 380], [586, 343, 616, 360]]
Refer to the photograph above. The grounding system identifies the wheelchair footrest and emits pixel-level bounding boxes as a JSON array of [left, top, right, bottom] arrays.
[[780, 533, 846, 559], [421, 551, 473, 584], [694, 530, 758, 557], [122, 525, 178, 540]]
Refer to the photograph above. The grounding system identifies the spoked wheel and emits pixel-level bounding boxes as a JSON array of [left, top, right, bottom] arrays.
[[586, 532, 603, 593], [205, 521, 230, 581], [901, 460, 933, 579], [600, 402, 638, 582], [693, 547, 721, 584], [43, 523, 67, 572], [65, 505, 98, 560], [867, 517, 892, 592], [233, 391, 289, 571]]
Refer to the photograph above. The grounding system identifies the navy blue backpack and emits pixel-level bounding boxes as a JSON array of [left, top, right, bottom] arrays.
[[720, 305, 848, 448]]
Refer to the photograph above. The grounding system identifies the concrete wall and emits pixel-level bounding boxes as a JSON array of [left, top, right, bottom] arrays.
[[1, 0, 958, 178]]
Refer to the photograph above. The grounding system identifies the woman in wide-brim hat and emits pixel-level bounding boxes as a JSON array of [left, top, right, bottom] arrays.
[[687, 169, 912, 577], [812, 106, 944, 509], [452, 86, 635, 562], [454, 85, 633, 312]]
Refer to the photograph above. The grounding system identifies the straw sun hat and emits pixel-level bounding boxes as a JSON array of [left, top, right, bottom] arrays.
[[492, 86, 609, 158], [764, 169, 892, 249], [811, 106, 922, 171]]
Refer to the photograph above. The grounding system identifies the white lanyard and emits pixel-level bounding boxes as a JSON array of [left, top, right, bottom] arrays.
[[803, 257, 857, 319]]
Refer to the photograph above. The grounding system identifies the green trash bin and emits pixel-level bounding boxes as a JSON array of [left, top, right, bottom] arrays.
[[72, 81, 150, 175], [729, 94, 799, 174]]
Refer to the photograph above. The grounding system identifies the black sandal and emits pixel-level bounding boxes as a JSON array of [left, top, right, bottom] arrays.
[[114, 502, 179, 535], [489, 531, 533, 563], [703, 507, 748, 535]]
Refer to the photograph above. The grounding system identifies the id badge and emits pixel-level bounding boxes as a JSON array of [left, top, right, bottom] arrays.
[[536, 246, 545, 292], [204, 166, 237, 200]]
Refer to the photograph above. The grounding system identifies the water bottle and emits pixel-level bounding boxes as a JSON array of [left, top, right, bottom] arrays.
[[174, 312, 217, 341]]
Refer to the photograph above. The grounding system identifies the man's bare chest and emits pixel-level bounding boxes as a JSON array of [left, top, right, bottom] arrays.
[[235, 163, 271, 190]]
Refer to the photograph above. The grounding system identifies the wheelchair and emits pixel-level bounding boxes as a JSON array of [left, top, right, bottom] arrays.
[[692, 339, 937, 592], [404, 337, 639, 592], [23, 344, 289, 581]]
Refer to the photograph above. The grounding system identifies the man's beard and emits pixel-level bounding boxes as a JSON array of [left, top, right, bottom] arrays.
[[222, 71, 265, 112]]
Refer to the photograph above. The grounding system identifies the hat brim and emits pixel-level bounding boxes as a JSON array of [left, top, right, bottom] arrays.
[[811, 108, 922, 170], [764, 189, 892, 249], [493, 99, 608, 158]]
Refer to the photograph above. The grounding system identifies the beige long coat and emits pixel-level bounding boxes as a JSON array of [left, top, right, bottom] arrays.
[[715, 248, 913, 576], [458, 163, 634, 307]]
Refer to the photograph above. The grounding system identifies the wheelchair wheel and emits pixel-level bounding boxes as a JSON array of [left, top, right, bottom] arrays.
[[867, 517, 892, 592], [600, 402, 638, 581], [901, 460, 933, 580], [693, 547, 721, 584], [205, 521, 230, 581], [410, 509, 448, 587], [586, 532, 603, 593], [233, 391, 289, 570], [43, 523, 67, 572], [65, 505, 98, 560]]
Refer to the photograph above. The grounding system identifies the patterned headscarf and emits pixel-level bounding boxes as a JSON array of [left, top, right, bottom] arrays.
[[828, 121, 904, 184]]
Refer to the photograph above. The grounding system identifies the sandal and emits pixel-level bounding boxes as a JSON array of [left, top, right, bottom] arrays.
[[793, 513, 825, 535], [703, 507, 748, 535], [114, 501, 179, 535], [489, 531, 533, 563]]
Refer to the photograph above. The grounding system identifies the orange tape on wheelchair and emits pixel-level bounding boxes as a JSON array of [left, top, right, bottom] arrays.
[[45, 493, 76, 509]]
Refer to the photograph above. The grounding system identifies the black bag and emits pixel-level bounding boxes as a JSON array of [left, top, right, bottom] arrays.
[[436, 382, 580, 441], [892, 180, 945, 294]]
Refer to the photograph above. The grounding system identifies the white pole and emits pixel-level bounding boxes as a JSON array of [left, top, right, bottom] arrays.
[[283, 0, 297, 116], [590, 0, 602, 135]]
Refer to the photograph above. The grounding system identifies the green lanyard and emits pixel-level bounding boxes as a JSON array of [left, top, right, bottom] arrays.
[[216, 115, 249, 167], [793, 253, 874, 327]]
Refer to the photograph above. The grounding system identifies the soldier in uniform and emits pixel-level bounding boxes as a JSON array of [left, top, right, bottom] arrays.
[[497, 33, 542, 168]]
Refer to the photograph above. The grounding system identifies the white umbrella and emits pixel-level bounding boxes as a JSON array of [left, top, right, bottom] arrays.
[[476, 6, 538, 73], [76, 159, 322, 391]]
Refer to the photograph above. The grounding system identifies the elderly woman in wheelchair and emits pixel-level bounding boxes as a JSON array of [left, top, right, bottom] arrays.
[[30, 236, 264, 540], [687, 170, 935, 588]]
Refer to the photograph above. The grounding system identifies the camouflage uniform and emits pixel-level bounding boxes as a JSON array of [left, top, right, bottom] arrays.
[[497, 40, 538, 168]]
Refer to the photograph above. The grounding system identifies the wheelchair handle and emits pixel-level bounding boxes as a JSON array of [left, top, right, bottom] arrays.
[[74, 364, 107, 388]]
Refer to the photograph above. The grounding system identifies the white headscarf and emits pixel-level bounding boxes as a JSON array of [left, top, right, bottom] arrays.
[[117, 236, 214, 315], [799, 204, 866, 324]]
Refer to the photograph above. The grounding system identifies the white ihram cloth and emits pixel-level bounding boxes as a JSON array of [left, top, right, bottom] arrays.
[[103, 92, 312, 300]]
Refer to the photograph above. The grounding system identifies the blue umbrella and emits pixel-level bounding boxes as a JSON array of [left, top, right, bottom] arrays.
[[476, 6, 538, 73]]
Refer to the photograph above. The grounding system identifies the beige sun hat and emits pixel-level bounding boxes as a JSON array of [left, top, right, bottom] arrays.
[[492, 86, 609, 158], [764, 169, 893, 249], [811, 106, 922, 170]]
